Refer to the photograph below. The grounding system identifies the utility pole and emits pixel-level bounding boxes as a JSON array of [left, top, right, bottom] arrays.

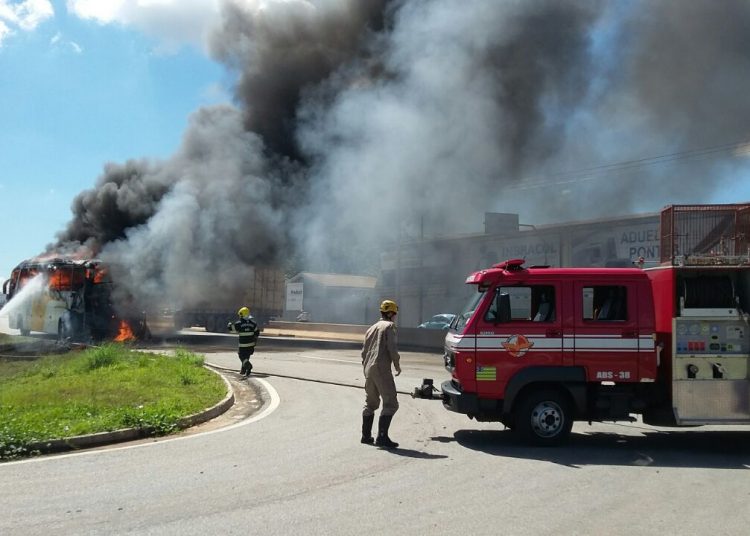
[[395, 219, 401, 328], [419, 213, 424, 325]]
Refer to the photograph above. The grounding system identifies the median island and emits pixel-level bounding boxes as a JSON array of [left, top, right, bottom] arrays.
[[0, 337, 227, 460]]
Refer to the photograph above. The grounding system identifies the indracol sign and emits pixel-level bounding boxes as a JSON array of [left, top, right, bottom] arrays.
[[286, 282, 304, 311]]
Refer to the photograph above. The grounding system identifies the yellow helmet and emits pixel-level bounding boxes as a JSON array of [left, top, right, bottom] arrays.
[[380, 299, 398, 314], [238, 306, 250, 318]]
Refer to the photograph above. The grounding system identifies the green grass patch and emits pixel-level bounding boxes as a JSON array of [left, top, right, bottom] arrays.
[[0, 345, 226, 460]]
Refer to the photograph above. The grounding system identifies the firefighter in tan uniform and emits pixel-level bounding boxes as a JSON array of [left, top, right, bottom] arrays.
[[360, 299, 402, 448]]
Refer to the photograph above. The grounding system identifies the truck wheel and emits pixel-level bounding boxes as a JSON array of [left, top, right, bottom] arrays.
[[58, 319, 67, 341], [59, 314, 81, 341], [18, 317, 30, 337], [515, 389, 573, 446]]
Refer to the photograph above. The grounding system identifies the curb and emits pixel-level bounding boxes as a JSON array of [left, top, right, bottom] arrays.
[[160, 332, 441, 353], [259, 335, 364, 351], [260, 334, 441, 353], [26, 367, 235, 455]]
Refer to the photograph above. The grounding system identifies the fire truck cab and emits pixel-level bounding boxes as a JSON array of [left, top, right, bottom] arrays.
[[432, 204, 750, 445], [441, 259, 659, 444]]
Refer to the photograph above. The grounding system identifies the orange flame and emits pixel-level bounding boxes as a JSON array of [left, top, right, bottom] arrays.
[[93, 267, 108, 284], [114, 320, 135, 342]]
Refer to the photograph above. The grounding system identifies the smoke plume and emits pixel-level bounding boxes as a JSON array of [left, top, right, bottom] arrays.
[[48, 0, 750, 311]]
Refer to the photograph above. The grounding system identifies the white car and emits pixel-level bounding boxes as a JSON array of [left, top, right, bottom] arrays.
[[417, 313, 456, 330]]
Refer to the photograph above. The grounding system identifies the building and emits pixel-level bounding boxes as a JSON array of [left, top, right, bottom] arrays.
[[379, 211, 661, 327]]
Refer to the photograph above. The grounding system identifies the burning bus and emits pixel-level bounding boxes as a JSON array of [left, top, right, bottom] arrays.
[[1, 257, 147, 341]]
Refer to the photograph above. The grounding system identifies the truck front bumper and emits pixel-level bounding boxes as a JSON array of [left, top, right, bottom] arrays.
[[441, 380, 479, 415]]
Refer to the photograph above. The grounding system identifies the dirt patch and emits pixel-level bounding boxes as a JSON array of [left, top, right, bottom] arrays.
[[0, 340, 75, 359], [171, 370, 266, 436]]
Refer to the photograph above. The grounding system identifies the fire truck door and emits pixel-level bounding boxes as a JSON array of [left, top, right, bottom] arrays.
[[574, 282, 639, 382], [475, 283, 563, 398]]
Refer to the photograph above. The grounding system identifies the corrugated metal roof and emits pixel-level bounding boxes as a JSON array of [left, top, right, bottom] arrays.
[[288, 272, 377, 288]]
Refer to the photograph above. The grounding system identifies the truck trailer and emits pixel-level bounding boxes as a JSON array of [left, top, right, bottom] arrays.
[[414, 204, 750, 445], [172, 266, 285, 332]]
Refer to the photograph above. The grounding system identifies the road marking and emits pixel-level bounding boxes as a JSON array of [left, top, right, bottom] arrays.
[[299, 353, 360, 364], [0, 378, 281, 467]]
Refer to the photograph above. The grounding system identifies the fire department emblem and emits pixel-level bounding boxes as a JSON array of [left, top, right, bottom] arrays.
[[502, 334, 534, 358]]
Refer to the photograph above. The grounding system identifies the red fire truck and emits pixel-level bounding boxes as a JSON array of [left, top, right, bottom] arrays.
[[415, 204, 750, 445]]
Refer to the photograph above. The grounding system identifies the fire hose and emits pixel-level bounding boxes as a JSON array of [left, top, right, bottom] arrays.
[[207, 363, 444, 401]]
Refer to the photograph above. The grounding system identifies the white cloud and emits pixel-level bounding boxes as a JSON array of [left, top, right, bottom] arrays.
[[65, 0, 123, 23], [0, 19, 10, 45], [50, 29, 83, 53], [13, 0, 53, 30], [0, 0, 53, 45], [67, 0, 221, 52]]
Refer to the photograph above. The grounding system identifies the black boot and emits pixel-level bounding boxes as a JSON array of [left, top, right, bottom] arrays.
[[361, 415, 374, 444], [375, 415, 399, 448]]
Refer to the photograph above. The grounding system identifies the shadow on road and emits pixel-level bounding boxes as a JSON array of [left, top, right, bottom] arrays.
[[440, 428, 750, 469], [377, 447, 448, 460]]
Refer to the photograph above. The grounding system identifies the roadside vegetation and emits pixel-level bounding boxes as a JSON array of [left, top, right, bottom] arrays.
[[0, 343, 226, 460]]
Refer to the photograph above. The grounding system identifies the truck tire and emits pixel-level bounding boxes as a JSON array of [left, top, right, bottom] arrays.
[[58, 313, 81, 341], [515, 389, 573, 446], [58, 318, 68, 341], [17, 317, 30, 337]]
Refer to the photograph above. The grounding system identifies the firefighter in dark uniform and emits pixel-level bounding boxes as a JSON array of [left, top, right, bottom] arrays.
[[227, 306, 259, 377]]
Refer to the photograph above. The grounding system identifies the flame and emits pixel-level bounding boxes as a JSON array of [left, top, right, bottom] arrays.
[[49, 269, 85, 290], [92, 267, 108, 284], [114, 320, 136, 342]]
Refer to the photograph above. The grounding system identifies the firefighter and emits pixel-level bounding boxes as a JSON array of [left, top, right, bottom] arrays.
[[227, 306, 260, 377], [360, 299, 402, 448]]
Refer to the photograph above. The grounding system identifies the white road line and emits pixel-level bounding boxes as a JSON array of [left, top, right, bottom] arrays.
[[0, 378, 281, 467], [298, 354, 360, 364]]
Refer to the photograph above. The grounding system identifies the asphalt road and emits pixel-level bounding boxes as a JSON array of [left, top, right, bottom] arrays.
[[2, 334, 750, 534]]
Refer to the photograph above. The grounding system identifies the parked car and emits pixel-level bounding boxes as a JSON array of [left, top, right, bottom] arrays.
[[417, 313, 456, 330]]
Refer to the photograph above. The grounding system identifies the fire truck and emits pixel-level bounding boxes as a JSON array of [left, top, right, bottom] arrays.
[[414, 204, 750, 445], [2, 257, 145, 341]]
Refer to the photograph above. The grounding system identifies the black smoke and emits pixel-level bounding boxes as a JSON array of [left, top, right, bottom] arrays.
[[209, 0, 392, 159]]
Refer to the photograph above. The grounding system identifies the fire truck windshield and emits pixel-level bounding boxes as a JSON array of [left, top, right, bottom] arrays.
[[454, 289, 486, 332]]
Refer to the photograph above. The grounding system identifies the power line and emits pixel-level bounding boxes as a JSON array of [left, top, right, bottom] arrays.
[[506, 139, 750, 191]]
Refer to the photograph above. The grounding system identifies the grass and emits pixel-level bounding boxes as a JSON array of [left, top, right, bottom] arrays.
[[0, 344, 227, 460]]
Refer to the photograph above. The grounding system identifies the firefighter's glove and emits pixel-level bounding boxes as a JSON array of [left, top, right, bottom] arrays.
[[395, 365, 402, 377]]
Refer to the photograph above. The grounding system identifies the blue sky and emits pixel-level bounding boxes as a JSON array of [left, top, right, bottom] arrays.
[[0, 0, 227, 279]]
